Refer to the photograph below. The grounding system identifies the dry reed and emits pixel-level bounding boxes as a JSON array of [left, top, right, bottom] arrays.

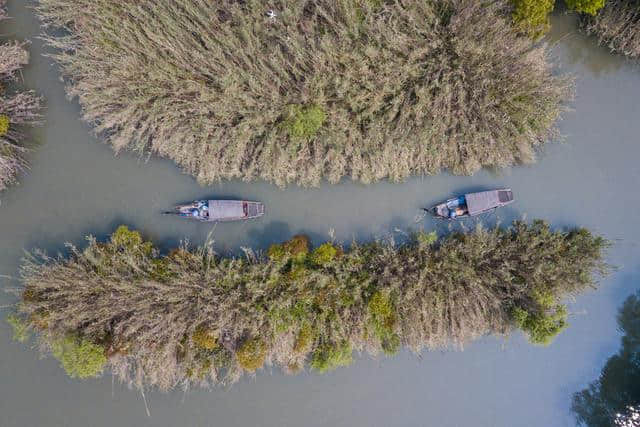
[[36, 0, 571, 187]]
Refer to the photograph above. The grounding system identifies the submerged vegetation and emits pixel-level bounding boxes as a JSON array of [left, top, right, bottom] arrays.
[[582, 0, 640, 59], [0, 1, 43, 191], [36, 0, 571, 187], [9, 221, 607, 390]]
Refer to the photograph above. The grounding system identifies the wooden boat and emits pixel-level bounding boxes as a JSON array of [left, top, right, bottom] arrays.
[[164, 200, 265, 222], [428, 189, 514, 220]]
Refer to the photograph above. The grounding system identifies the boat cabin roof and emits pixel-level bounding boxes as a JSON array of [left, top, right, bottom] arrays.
[[208, 200, 245, 220], [465, 189, 513, 216]]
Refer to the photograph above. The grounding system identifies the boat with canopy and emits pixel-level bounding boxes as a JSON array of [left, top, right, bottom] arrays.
[[429, 189, 514, 220]]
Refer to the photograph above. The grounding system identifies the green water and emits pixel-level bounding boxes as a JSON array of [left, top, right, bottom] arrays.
[[1, 3, 639, 426]]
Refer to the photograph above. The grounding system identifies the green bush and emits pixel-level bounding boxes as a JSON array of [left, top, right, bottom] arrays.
[[192, 326, 217, 351], [368, 291, 400, 354], [512, 305, 568, 345], [0, 115, 10, 137], [282, 105, 327, 139], [6, 314, 30, 343], [236, 337, 267, 372], [310, 341, 353, 373], [565, 0, 605, 15], [51, 336, 107, 378], [310, 243, 339, 266], [511, 0, 555, 38]]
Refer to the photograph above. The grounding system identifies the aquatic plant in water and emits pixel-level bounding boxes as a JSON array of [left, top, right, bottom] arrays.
[[0, 1, 43, 191], [9, 221, 608, 391], [36, 0, 571, 187]]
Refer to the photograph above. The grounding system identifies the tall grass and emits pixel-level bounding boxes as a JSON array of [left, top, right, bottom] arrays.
[[36, 0, 571, 187], [0, 1, 43, 191], [582, 0, 640, 59], [12, 221, 608, 391]]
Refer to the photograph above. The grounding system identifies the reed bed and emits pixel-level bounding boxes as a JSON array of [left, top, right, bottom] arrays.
[[36, 0, 571, 187], [0, 1, 43, 191], [12, 221, 607, 391], [582, 0, 640, 59]]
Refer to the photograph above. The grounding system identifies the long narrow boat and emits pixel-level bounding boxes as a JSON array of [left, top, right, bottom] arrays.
[[428, 189, 514, 220], [164, 200, 265, 222]]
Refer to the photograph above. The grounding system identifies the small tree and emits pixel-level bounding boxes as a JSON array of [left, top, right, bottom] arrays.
[[511, 0, 556, 38], [310, 341, 352, 373], [51, 336, 107, 378], [236, 337, 267, 372]]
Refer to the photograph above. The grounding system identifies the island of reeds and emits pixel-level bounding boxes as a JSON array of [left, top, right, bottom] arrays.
[[581, 0, 640, 59], [35, 0, 571, 187], [0, 1, 43, 191], [8, 221, 608, 391]]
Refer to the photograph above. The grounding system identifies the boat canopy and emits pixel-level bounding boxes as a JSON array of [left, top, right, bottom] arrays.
[[208, 200, 245, 220], [465, 189, 513, 216]]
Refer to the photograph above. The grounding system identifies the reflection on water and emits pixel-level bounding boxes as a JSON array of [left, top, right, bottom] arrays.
[[572, 290, 640, 426]]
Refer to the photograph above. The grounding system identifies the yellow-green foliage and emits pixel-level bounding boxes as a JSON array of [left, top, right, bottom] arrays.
[[293, 323, 314, 354], [192, 326, 217, 350], [6, 314, 30, 343], [416, 231, 438, 249], [511, 0, 555, 38], [565, 0, 605, 15], [513, 305, 568, 345], [51, 336, 107, 378], [0, 115, 10, 137], [310, 341, 353, 373], [268, 235, 310, 262], [282, 105, 326, 139], [236, 337, 267, 372], [368, 291, 400, 354], [110, 225, 148, 252], [310, 243, 338, 266], [512, 289, 569, 345]]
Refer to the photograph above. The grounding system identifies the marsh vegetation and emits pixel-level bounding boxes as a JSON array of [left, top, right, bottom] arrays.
[[0, 1, 43, 191], [9, 221, 607, 391], [36, 0, 571, 187], [581, 0, 640, 59]]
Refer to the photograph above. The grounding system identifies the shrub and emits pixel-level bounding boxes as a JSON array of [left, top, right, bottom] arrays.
[[35, 0, 571, 187], [566, 0, 605, 15], [6, 314, 30, 343], [51, 336, 107, 378], [282, 105, 326, 139], [310, 342, 353, 373], [293, 324, 314, 354], [236, 338, 267, 372], [511, 0, 555, 38], [192, 326, 217, 351], [14, 221, 608, 390], [310, 243, 339, 266], [0, 114, 9, 136], [512, 305, 568, 345]]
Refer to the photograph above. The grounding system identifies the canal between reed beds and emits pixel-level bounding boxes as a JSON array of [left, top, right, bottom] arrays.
[[1, 2, 639, 426]]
